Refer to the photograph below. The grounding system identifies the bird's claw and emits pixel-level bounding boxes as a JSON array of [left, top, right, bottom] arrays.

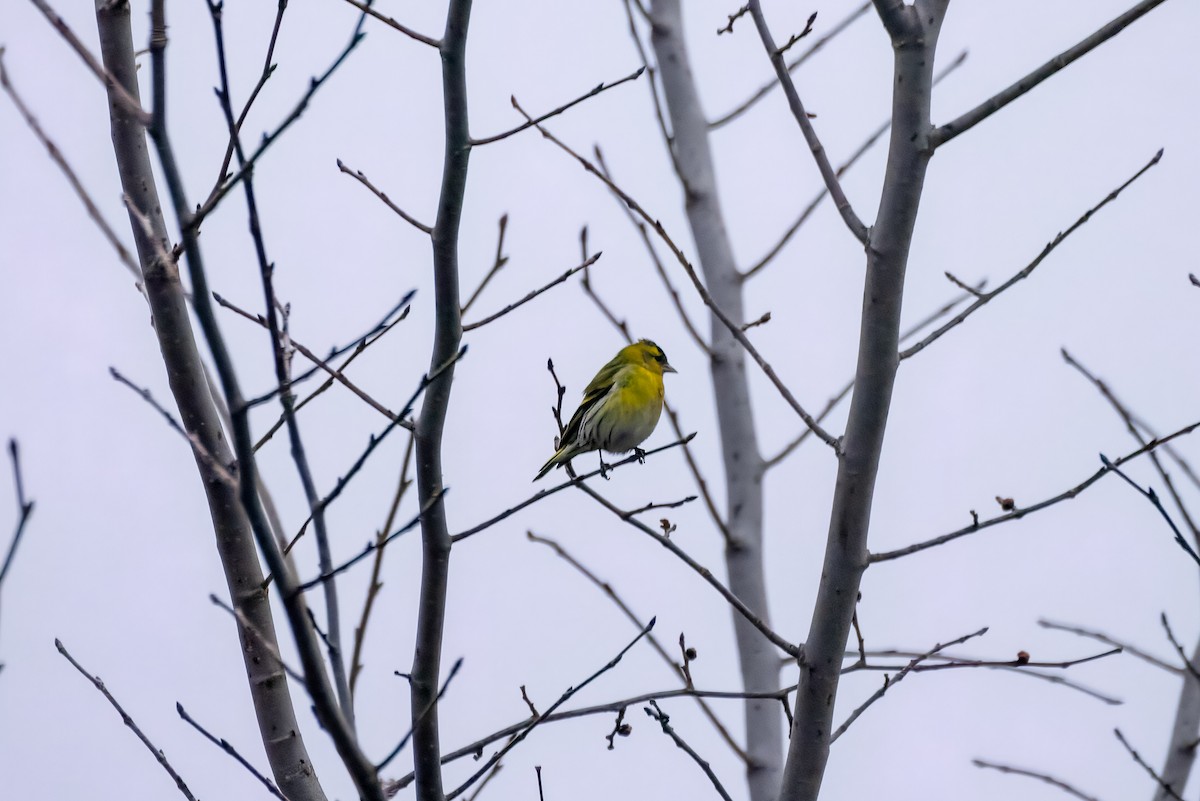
[[599, 454, 610, 480], [634, 447, 647, 465]]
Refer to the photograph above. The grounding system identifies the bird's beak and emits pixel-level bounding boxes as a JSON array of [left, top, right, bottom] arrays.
[[662, 362, 677, 374]]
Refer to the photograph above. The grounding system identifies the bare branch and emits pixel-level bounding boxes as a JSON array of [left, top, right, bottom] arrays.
[[462, 214, 509, 314], [340, 0, 440, 48], [973, 759, 1103, 801], [1062, 349, 1200, 548], [870, 418, 1200, 562], [464, 253, 601, 330], [527, 531, 750, 762], [901, 150, 1161, 360], [337, 159, 433, 234], [575, 480, 800, 658], [1102, 454, 1200, 568], [1115, 728, 1186, 801], [471, 68, 644, 146], [832, 627, 988, 742], [932, 0, 1171, 148], [451, 434, 696, 544], [745, 1, 869, 244], [56, 640, 197, 801], [1161, 615, 1200, 684], [592, 147, 712, 357], [176, 703, 287, 801], [710, 2, 871, 130], [447, 620, 657, 799], [644, 701, 735, 801], [29, 0, 149, 124], [350, 433, 415, 699], [1039, 619, 1180, 675], [0, 50, 140, 282], [377, 657, 465, 772]]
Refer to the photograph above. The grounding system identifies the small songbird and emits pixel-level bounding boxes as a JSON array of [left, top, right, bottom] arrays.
[[534, 339, 677, 481]]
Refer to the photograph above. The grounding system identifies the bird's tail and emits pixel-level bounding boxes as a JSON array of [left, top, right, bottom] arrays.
[[533, 444, 578, 482]]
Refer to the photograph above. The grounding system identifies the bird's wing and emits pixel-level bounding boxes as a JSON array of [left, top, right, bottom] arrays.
[[561, 356, 625, 445]]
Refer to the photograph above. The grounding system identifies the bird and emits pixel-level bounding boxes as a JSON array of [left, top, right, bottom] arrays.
[[534, 339, 676, 481]]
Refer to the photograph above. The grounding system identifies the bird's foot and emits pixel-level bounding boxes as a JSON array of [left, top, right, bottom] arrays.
[[633, 447, 647, 465], [599, 454, 611, 480]]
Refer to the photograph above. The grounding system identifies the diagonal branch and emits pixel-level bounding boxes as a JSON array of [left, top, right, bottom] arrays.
[[709, 2, 871, 130], [932, 0, 1171, 148], [973, 759, 1102, 801], [57, 640, 197, 801], [463, 253, 601, 330], [337, 159, 433, 234], [870, 418, 1200, 562], [899, 150, 1162, 361], [745, 1, 869, 244], [470, 68, 644, 146], [446, 620, 657, 799]]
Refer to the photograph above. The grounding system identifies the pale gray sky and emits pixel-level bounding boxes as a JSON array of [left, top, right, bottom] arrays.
[[2, 1, 1199, 800]]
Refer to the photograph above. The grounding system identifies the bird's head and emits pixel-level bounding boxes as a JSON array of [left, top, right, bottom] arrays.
[[625, 339, 677, 376]]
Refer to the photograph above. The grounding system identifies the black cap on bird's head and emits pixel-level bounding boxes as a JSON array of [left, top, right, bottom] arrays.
[[638, 339, 677, 374]]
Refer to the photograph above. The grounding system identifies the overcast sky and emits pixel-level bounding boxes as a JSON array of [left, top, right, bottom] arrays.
[[3, 1, 1200, 800]]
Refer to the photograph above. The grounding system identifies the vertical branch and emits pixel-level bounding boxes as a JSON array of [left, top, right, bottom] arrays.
[[777, 4, 946, 801], [92, 3, 328, 799], [137, 1, 382, 798], [411, 3, 472, 800], [648, 2, 780, 800], [205, 0, 355, 729]]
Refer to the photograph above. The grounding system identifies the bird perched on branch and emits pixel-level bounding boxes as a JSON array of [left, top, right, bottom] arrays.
[[534, 339, 676, 481]]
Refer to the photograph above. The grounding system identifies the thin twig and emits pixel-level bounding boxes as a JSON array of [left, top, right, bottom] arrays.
[[745, 0, 868, 243], [900, 150, 1162, 360], [0, 50, 141, 282], [1114, 728, 1185, 801], [451, 434, 695, 543], [214, 292, 403, 424], [376, 657, 465, 771], [576, 480, 800, 657], [1, 440, 34, 592], [763, 278, 980, 469], [527, 531, 750, 762], [973, 758, 1102, 801], [337, 159, 432, 234], [56, 640, 197, 801], [109, 368, 236, 486], [339, 0, 440, 47], [1102, 454, 1200, 568], [591, 147, 712, 357], [932, 0, 1170, 147], [350, 432, 416, 699], [463, 253, 602, 330], [446, 620, 657, 799], [388, 683, 802, 791], [870, 418, 1200, 562], [1062, 349, 1200, 549], [461, 214, 509, 314], [709, 2, 871, 130], [1160, 614, 1200, 684], [471, 68, 645, 146], [1039, 619, 1180, 675], [644, 701, 734, 801], [27, 0, 149, 124], [832, 628, 988, 742], [176, 703, 288, 801]]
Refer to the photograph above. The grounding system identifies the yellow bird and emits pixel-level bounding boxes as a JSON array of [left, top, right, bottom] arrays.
[[534, 340, 676, 481]]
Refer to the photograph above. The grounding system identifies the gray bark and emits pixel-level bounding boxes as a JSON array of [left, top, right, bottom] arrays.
[[411, 3, 472, 800], [93, 3, 326, 799], [649, 2, 781, 800], [1154, 638, 1200, 800], [776, 4, 946, 800]]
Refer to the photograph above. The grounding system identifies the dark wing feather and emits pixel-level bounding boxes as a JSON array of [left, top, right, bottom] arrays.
[[561, 355, 624, 446]]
